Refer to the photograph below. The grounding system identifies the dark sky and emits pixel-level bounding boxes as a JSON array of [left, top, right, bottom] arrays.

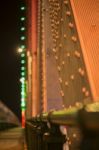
[[0, 0, 22, 120]]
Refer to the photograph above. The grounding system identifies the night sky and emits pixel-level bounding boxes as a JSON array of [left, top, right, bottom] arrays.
[[0, 0, 22, 120]]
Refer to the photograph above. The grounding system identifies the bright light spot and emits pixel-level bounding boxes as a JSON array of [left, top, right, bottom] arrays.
[[20, 7, 25, 10], [20, 17, 26, 21], [21, 67, 25, 71], [21, 45, 26, 49], [20, 77, 25, 83], [21, 53, 25, 57], [21, 72, 25, 76], [20, 36, 26, 40], [18, 48, 23, 53], [21, 60, 25, 64], [20, 27, 25, 31]]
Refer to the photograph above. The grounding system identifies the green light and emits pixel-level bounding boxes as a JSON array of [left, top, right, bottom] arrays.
[[21, 53, 25, 57], [20, 6, 26, 10], [21, 67, 25, 71], [21, 45, 26, 49], [21, 98, 25, 101], [20, 17, 26, 21], [21, 107, 26, 111], [20, 27, 25, 31], [21, 95, 25, 99], [21, 60, 25, 64], [21, 101, 26, 107], [21, 91, 25, 96], [21, 84, 26, 87], [21, 72, 25, 76], [20, 36, 26, 40]]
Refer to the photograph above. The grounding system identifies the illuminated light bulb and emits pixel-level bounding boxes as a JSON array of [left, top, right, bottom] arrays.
[[56, 21, 60, 25], [56, 35, 59, 39], [20, 27, 25, 31], [59, 78, 62, 83], [71, 36, 77, 42], [64, 0, 68, 5], [21, 60, 25, 64], [69, 105, 72, 108], [80, 70, 85, 76], [75, 102, 82, 107], [68, 22, 74, 28], [78, 68, 85, 76], [59, 43, 62, 48], [62, 104, 65, 108], [20, 17, 26, 21], [64, 34, 67, 39], [55, 56, 58, 60], [21, 91, 25, 96], [21, 98, 25, 101], [20, 6, 26, 10], [21, 45, 26, 49], [53, 48, 56, 52], [18, 48, 23, 53], [57, 66, 61, 71], [61, 18, 63, 22], [21, 67, 25, 71], [21, 53, 25, 57], [65, 81, 68, 86], [78, 68, 82, 73], [21, 72, 25, 76], [82, 87, 86, 93], [20, 36, 26, 40], [66, 11, 71, 16], [53, 39, 56, 42], [67, 52, 70, 57], [21, 101, 26, 107], [85, 91, 89, 97], [70, 75, 74, 80], [20, 77, 25, 82], [60, 90, 64, 97], [73, 133, 77, 138], [74, 50, 81, 58], [62, 61, 65, 65]]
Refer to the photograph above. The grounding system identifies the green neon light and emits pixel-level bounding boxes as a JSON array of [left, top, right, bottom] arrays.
[[21, 92, 26, 96], [20, 6, 26, 10], [21, 72, 25, 76], [21, 107, 26, 111], [21, 101, 26, 107], [21, 84, 26, 87], [20, 27, 26, 31], [21, 60, 25, 64], [21, 97, 25, 101], [21, 67, 25, 71], [21, 45, 25, 48], [21, 53, 25, 57], [20, 17, 26, 21], [20, 36, 26, 40]]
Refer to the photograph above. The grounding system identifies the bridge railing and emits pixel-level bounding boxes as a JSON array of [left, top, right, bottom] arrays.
[[25, 102, 99, 150]]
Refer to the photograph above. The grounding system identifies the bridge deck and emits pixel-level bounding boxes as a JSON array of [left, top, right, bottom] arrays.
[[0, 127, 26, 150]]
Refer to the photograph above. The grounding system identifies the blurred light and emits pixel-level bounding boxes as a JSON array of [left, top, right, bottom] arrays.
[[20, 17, 26, 21], [21, 72, 25, 76], [21, 53, 25, 57], [18, 48, 23, 53], [21, 45, 26, 49], [20, 6, 25, 10], [21, 60, 25, 64], [21, 101, 26, 107], [20, 27, 25, 31], [20, 36, 26, 40], [20, 77, 25, 82], [21, 67, 25, 71]]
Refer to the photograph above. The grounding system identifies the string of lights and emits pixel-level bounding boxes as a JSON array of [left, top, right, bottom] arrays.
[[18, 0, 27, 127]]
